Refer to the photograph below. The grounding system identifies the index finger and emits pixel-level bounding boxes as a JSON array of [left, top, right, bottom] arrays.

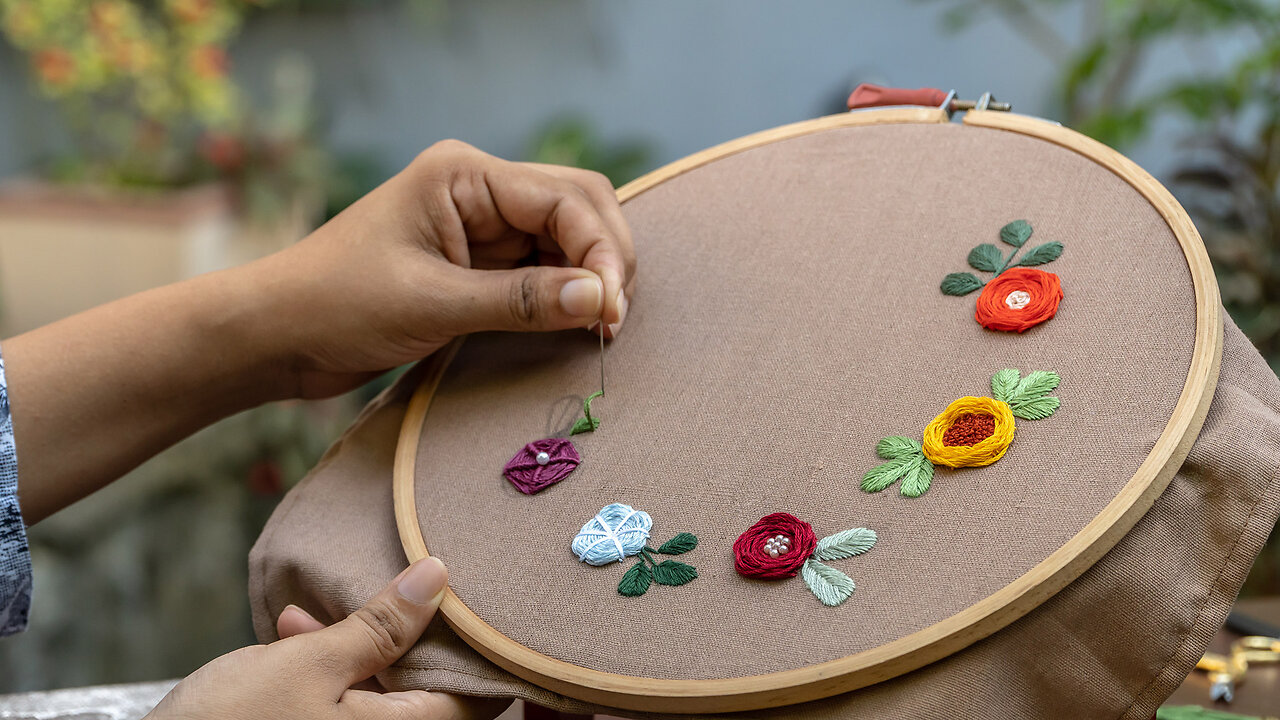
[[429, 144, 633, 327], [521, 162, 637, 336]]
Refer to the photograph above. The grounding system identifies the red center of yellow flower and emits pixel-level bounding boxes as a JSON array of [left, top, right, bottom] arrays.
[[942, 413, 996, 446]]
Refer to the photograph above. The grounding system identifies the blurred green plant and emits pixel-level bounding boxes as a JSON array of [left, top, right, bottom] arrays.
[[526, 116, 652, 187], [928, 0, 1280, 593], [0, 0, 329, 223]]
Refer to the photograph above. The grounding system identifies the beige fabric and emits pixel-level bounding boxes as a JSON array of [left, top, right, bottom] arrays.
[[250, 122, 1280, 718], [408, 124, 1198, 681]]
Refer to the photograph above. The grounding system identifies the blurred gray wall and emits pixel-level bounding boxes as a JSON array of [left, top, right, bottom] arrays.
[[1, 0, 1082, 183]]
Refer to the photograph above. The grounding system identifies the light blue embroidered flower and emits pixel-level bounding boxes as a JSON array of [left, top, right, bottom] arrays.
[[572, 503, 652, 566]]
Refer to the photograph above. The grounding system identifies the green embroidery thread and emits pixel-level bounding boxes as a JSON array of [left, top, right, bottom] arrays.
[[861, 369, 1061, 497], [801, 557, 857, 607], [801, 527, 875, 607], [570, 390, 603, 435], [615, 534, 698, 597], [941, 219, 1065, 296]]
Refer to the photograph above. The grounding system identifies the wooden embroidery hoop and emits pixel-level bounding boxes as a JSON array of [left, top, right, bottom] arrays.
[[391, 107, 1223, 713]]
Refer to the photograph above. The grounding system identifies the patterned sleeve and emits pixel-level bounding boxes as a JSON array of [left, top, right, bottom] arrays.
[[0, 350, 31, 637]]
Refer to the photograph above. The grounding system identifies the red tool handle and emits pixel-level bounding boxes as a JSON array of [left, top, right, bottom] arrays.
[[846, 83, 948, 110]]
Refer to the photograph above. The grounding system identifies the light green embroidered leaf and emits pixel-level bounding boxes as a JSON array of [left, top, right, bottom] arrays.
[[1015, 241, 1063, 267], [656, 533, 697, 555], [1000, 219, 1033, 247], [801, 558, 856, 607], [814, 527, 877, 561], [570, 390, 604, 435], [1010, 396, 1061, 420], [618, 560, 651, 596], [862, 456, 913, 493], [900, 455, 935, 498], [967, 243, 1004, 273], [652, 560, 698, 586], [876, 436, 922, 460], [1009, 371, 1060, 404], [940, 272, 984, 296], [990, 368, 1021, 404]]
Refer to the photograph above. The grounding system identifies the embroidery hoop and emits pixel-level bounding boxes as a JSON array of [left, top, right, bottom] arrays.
[[391, 107, 1223, 713]]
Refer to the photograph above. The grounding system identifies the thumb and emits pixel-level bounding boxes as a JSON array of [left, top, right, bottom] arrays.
[[296, 557, 448, 690], [442, 264, 604, 334]]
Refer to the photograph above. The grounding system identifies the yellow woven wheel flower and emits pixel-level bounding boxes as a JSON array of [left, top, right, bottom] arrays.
[[921, 397, 1016, 468]]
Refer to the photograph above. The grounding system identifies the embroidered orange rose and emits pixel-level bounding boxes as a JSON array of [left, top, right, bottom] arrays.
[[941, 219, 1064, 333], [974, 267, 1063, 333]]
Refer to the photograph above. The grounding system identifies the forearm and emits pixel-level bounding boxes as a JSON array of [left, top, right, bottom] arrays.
[[4, 264, 292, 524]]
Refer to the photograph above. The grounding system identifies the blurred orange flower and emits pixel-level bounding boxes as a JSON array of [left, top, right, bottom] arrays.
[[35, 48, 76, 87], [191, 45, 229, 78]]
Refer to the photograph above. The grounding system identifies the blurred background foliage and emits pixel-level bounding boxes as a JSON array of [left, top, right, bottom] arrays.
[[0, 0, 1278, 694]]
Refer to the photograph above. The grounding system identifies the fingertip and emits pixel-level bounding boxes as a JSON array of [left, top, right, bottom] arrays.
[[593, 265, 623, 324], [396, 556, 449, 606], [277, 604, 325, 639], [558, 273, 604, 319], [608, 289, 629, 338]]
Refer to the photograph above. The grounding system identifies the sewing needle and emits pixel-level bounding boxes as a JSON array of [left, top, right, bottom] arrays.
[[599, 317, 606, 396]]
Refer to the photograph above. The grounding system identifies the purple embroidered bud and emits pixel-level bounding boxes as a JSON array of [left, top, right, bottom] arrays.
[[503, 438, 580, 494]]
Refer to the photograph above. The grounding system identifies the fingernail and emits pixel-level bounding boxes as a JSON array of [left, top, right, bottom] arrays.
[[283, 604, 315, 621], [608, 291, 629, 337], [397, 557, 448, 605], [559, 276, 603, 318]]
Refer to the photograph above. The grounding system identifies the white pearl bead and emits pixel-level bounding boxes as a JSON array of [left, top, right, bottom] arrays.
[[767, 548, 779, 558], [775, 535, 785, 542], [535, 451, 550, 465]]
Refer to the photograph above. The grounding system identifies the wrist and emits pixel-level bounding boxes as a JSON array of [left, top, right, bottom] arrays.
[[185, 259, 300, 405]]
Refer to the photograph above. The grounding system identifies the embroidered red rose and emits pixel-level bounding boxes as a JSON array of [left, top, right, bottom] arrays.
[[503, 438, 579, 494], [974, 267, 1063, 333], [733, 512, 817, 579]]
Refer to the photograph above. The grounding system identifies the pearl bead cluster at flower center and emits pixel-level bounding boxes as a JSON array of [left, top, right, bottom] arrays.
[[1004, 289, 1032, 310], [763, 534, 791, 558]]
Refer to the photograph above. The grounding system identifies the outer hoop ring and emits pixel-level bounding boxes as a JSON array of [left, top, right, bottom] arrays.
[[392, 107, 1223, 713]]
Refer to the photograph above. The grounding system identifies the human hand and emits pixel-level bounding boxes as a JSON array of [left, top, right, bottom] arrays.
[[145, 558, 507, 720], [243, 140, 637, 399]]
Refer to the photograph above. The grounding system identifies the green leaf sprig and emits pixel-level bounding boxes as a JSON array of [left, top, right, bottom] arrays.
[[618, 532, 699, 597], [570, 390, 603, 435], [941, 220, 1064, 296], [800, 527, 877, 606]]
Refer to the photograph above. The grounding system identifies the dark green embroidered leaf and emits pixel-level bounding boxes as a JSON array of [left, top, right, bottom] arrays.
[[900, 454, 935, 498], [652, 560, 698, 586], [657, 533, 698, 555], [1010, 396, 1061, 420], [800, 558, 856, 606], [940, 272, 984, 296], [875, 436, 922, 460], [618, 560, 651, 596], [1015, 241, 1063, 267], [861, 456, 914, 493], [1000, 219, 1033, 247], [967, 243, 1004, 273], [814, 527, 877, 561], [990, 368, 1021, 404], [1009, 371, 1060, 404]]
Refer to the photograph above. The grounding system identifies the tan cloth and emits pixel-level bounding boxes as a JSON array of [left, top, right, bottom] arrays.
[[405, 123, 1200, 683], [250, 122, 1280, 718], [249, 319, 1280, 718]]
